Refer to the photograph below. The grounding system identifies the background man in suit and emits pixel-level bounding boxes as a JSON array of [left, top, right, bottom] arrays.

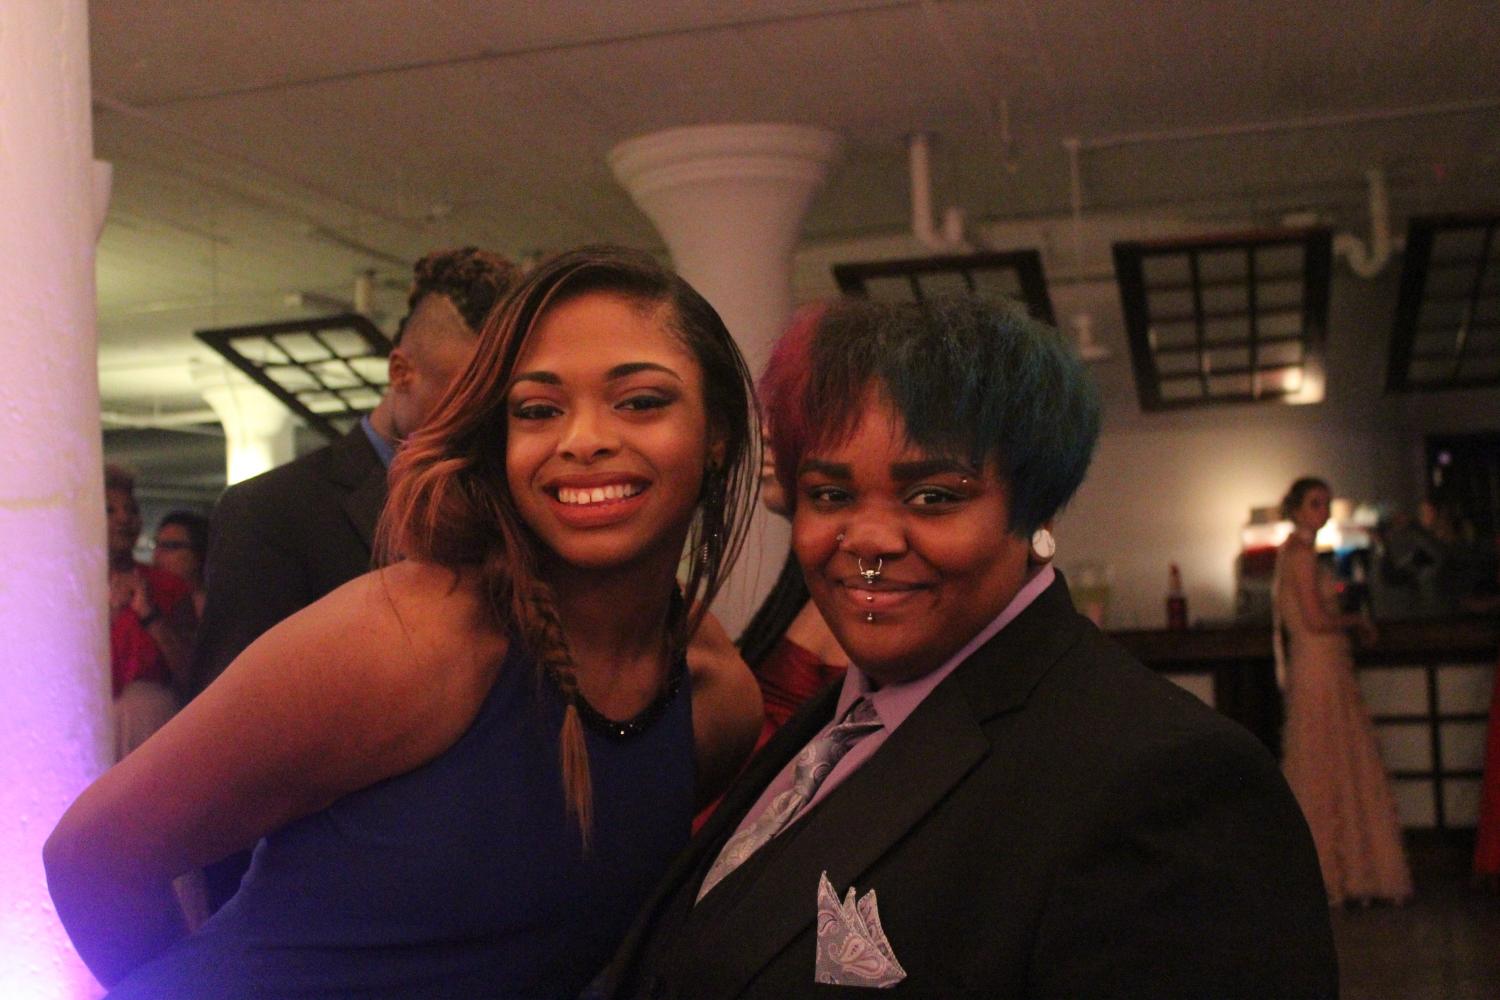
[[603, 296, 1336, 998], [189, 246, 517, 909]]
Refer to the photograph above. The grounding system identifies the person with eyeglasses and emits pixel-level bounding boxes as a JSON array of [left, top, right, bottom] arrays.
[[152, 510, 209, 621]]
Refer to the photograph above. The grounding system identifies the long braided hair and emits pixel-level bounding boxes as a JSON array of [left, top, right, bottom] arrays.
[[378, 245, 758, 840]]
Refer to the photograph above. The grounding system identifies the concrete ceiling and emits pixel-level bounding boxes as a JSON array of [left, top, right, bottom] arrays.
[[91, 0, 1500, 423]]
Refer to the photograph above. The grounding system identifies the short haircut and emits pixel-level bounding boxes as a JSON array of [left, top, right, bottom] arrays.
[[394, 246, 520, 344], [157, 509, 210, 561], [760, 294, 1100, 535]]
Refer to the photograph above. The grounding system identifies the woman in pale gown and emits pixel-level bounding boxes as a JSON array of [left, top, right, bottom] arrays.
[[1274, 476, 1413, 905]]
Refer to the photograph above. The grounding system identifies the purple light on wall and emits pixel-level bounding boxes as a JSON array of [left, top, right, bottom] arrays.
[[0, 0, 113, 994]]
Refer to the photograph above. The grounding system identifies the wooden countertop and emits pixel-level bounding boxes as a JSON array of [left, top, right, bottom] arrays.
[[1109, 615, 1500, 667]]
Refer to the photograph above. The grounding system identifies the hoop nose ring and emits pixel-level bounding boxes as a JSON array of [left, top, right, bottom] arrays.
[[857, 556, 883, 584]]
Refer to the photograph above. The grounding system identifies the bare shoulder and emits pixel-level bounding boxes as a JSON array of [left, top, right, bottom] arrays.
[[205, 560, 509, 792], [1281, 537, 1313, 561], [686, 610, 758, 712], [44, 561, 512, 892], [687, 611, 762, 803], [1280, 538, 1317, 574]]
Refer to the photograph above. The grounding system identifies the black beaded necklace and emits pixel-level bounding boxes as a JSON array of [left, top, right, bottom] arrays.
[[573, 654, 687, 740]]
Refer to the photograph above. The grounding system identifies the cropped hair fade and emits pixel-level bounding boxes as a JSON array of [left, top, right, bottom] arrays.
[[396, 246, 521, 343]]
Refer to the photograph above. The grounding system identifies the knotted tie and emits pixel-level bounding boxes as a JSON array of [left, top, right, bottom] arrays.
[[697, 697, 882, 902]]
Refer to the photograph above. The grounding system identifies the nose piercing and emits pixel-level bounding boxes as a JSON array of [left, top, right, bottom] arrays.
[[857, 556, 883, 584], [836, 532, 845, 543]]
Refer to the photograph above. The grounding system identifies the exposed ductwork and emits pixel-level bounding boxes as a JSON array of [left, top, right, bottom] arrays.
[[1333, 167, 1393, 280], [908, 132, 972, 253]]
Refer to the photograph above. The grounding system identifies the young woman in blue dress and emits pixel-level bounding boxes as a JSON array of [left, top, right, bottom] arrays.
[[46, 245, 764, 999]]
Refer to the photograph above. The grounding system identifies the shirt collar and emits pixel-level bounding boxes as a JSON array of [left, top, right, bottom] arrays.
[[836, 564, 1056, 731], [360, 414, 397, 469]]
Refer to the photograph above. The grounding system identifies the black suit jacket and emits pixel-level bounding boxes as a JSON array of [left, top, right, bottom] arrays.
[[189, 425, 386, 696], [604, 576, 1336, 999]]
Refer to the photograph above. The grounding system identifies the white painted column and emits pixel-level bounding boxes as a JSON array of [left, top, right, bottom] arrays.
[[195, 370, 296, 485], [609, 124, 842, 633], [0, 1, 110, 995]]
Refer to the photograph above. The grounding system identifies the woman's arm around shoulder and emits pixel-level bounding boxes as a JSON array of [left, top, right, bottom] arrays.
[[686, 610, 762, 806], [44, 560, 505, 987]]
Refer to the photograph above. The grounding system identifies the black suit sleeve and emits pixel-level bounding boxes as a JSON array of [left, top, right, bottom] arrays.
[[188, 482, 310, 697], [1029, 728, 1338, 999]]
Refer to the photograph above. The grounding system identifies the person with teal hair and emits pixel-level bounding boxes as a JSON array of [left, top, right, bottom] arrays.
[[602, 294, 1336, 999]]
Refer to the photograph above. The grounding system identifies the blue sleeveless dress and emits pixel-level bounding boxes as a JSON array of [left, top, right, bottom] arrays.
[[109, 643, 695, 999]]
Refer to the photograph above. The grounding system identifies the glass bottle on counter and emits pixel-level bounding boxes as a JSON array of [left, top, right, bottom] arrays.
[[1166, 563, 1188, 631]]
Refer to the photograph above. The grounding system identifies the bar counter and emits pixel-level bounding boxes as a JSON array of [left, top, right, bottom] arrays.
[[1108, 615, 1499, 831]]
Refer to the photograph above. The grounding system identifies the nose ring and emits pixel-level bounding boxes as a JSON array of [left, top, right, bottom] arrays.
[[857, 556, 883, 584]]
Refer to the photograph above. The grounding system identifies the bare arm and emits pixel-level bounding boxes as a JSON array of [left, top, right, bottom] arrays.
[[687, 611, 763, 807], [45, 563, 501, 986]]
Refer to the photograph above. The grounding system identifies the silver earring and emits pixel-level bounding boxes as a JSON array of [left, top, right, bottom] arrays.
[[1030, 527, 1056, 562], [858, 556, 883, 584]]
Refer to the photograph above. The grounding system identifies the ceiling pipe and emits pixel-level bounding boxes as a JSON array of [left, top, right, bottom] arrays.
[[908, 132, 971, 253], [353, 270, 375, 315], [1333, 167, 1392, 280], [1073, 96, 1500, 153], [102, 408, 224, 431], [93, 93, 423, 231], [1062, 137, 1086, 268]]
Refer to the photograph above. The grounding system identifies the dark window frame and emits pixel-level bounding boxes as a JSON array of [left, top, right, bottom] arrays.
[[832, 250, 1056, 324], [194, 313, 392, 443], [1113, 229, 1334, 412], [1386, 213, 1500, 393]]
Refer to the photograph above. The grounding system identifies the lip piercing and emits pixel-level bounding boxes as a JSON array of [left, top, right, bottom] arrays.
[[864, 611, 876, 623], [858, 556, 883, 584], [865, 594, 875, 603]]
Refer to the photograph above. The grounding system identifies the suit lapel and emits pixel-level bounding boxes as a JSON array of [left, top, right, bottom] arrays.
[[693, 683, 989, 998], [605, 683, 844, 993], [691, 575, 1088, 998], [327, 427, 387, 552]]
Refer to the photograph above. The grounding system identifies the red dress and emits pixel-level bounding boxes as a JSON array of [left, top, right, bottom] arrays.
[[753, 636, 848, 749], [109, 563, 192, 696]]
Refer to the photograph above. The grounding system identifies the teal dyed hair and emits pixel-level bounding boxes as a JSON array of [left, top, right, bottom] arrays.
[[763, 294, 1100, 535]]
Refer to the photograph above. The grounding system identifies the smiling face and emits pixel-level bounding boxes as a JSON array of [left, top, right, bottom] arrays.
[[793, 393, 1032, 686], [505, 291, 713, 576]]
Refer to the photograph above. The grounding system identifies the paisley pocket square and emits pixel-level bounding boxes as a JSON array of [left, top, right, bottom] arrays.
[[815, 871, 907, 988]]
